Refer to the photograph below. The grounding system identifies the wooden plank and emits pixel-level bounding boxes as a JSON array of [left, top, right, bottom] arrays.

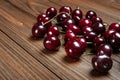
[[0, 31, 60, 80]]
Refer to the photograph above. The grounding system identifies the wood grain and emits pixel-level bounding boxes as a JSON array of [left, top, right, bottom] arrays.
[[0, 0, 120, 80]]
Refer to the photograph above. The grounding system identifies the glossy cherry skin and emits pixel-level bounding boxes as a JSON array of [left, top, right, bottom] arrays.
[[32, 23, 47, 38], [104, 29, 116, 40], [66, 24, 82, 35], [108, 32, 120, 49], [93, 37, 106, 50], [62, 19, 75, 31], [64, 32, 76, 45], [82, 26, 93, 34], [78, 19, 92, 29], [109, 23, 120, 32], [46, 7, 57, 18], [72, 8, 83, 23], [92, 22, 106, 34], [84, 31, 97, 42], [97, 44, 112, 57], [59, 6, 72, 13], [47, 26, 60, 36], [57, 13, 70, 23], [37, 13, 47, 22], [65, 39, 85, 59], [92, 55, 113, 73], [44, 35, 61, 51], [91, 16, 103, 24], [86, 10, 97, 20]]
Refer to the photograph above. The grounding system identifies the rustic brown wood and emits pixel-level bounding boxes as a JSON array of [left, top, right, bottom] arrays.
[[0, 0, 120, 80]]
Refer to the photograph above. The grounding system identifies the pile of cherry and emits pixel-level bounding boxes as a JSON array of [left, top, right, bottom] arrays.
[[32, 6, 120, 73]]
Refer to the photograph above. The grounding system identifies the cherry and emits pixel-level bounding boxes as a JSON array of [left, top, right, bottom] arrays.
[[37, 13, 47, 22], [44, 35, 61, 51], [62, 19, 75, 31], [104, 29, 116, 40], [46, 7, 57, 18], [32, 23, 47, 38], [66, 24, 82, 35], [78, 19, 92, 29], [57, 13, 70, 23], [92, 55, 113, 73], [86, 10, 97, 20], [64, 32, 76, 45], [47, 25, 60, 36], [65, 39, 85, 59], [108, 32, 120, 49], [72, 8, 83, 24], [91, 16, 103, 24], [84, 31, 97, 42], [109, 23, 120, 32], [59, 6, 72, 14], [97, 44, 112, 57], [92, 22, 106, 34], [82, 26, 93, 34], [93, 37, 106, 50]]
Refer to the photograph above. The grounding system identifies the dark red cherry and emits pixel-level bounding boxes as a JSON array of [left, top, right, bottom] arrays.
[[44, 35, 61, 51], [32, 23, 47, 38], [86, 10, 97, 20], [65, 39, 85, 59], [97, 44, 112, 57], [66, 24, 82, 35], [72, 8, 83, 23], [46, 7, 57, 18], [82, 26, 93, 34], [84, 31, 97, 42], [91, 16, 103, 24], [57, 13, 70, 23], [78, 19, 92, 29], [37, 13, 47, 22], [47, 26, 60, 36], [64, 32, 76, 45], [38, 16, 52, 28], [93, 37, 106, 50], [59, 6, 72, 13], [109, 23, 120, 32], [92, 22, 106, 34], [62, 19, 75, 31], [92, 55, 113, 73], [108, 32, 120, 49], [104, 29, 116, 40]]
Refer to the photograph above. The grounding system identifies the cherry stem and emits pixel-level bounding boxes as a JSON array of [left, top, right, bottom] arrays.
[[60, 30, 66, 34], [87, 42, 93, 44]]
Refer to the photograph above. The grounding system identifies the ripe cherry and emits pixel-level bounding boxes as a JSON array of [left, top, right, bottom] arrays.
[[104, 29, 116, 40], [44, 35, 61, 51], [47, 25, 60, 36], [46, 7, 57, 18], [82, 26, 93, 35], [37, 13, 47, 22], [109, 23, 120, 32], [59, 6, 72, 14], [92, 55, 113, 73], [57, 13, 70, 23], [91, 16, 103, 24], [32, 23, 47, 38], [86, 10, 97, 20]]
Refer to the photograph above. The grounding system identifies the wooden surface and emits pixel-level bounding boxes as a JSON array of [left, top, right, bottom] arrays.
[[0, 0, 120, 80]]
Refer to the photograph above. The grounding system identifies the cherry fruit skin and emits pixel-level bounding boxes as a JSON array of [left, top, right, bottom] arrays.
[[72, 8, 83, 23], [44, 35, 61, 51], [92, 55, 113, 73], [109, 23, 120, 32], [93, 37, 106, 50], [65, 39, 85, 59], [47, 26, 60, 36], [86, 10, 97, 20], [62, 19, 75, 31], [104, 29, 116, 40], [78, 19, 92, 29], [57, 13, 70, 23], [91, 16, 103, 24], [92, 22, 106, 34], [82, 26, 93, 34], [37, 13, 47, 22], [32, 23, 47, 38], [97, 44, 112, 57], [59, 6, 72, 13], [46, 7, 57, 18], [66, 24, 82, 35]]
